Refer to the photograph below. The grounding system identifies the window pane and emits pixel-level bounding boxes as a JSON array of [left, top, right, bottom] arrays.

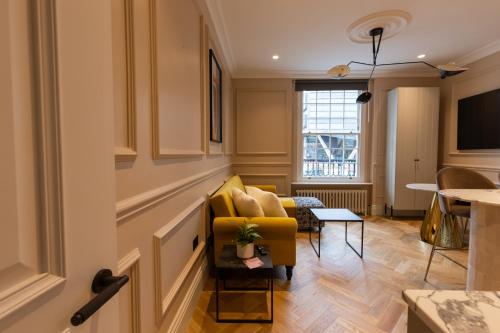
[[301, 90, 361, 178]]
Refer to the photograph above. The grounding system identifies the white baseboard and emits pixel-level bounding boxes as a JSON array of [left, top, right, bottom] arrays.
[[167, 257, 208, 333]]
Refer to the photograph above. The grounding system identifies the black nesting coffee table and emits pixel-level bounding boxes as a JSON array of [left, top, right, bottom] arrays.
[[215, 245, 273, 323], [309, 208, 364, 258]]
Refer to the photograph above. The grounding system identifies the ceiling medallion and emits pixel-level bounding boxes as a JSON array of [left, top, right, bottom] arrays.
[[347, 10, 412, 44]]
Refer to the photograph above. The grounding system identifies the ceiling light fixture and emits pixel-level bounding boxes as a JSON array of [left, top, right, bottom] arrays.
[[327, 27, 468, 104], [272, 55, 279, 60], [417, 54, 426, 59]]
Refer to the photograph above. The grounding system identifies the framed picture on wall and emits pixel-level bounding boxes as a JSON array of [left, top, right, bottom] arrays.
[[209, 49, 222, 143]]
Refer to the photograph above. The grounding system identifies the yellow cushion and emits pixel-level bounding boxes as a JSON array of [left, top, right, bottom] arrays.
[[279, 197, 296, 218], [246, 186, 288, 217], [209, 175, 246, 217], [231, 188, 265, 217]]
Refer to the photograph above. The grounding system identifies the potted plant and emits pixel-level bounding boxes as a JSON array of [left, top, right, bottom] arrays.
[[234, 222, 262, 259]]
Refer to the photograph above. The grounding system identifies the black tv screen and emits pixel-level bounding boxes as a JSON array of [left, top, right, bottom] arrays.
[[457, 88, 500, 150]]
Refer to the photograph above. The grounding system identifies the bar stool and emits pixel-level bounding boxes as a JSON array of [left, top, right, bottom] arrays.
[[424, 167, 496, 281]]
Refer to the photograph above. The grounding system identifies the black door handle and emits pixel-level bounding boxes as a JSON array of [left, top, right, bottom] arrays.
[[71, 269, 129, 326]]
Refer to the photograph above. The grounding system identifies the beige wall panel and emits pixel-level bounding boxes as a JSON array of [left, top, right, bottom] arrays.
[[231, 79, 293, 195], [0, 0, 40, 289], [152, 0, 204, 158], [239, 174, 289, 196], [236, 90, 288, 155], [439, 51, 500, 183], [115, 0, 234, 331], [112, 0, 137, 161]]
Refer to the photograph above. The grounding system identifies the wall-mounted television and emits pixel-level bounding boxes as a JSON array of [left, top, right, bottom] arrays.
[[457, 88, 500, 150]]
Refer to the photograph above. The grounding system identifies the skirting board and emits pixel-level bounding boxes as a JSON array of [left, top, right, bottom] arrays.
[[370, 204, 385, 216], [167, 257, 208, 333]]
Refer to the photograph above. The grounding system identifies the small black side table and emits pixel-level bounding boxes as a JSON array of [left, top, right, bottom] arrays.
[[309, 208, 364, 258], [215, 245, 273, 323]]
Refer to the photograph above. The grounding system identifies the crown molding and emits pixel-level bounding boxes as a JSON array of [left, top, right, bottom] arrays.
[[455, 38, 500, 66], [232, 68, 438, 79], [204, 0, 236, 74]]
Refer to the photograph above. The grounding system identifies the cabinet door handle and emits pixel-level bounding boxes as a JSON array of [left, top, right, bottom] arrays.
[[71, 269, 129, 326]]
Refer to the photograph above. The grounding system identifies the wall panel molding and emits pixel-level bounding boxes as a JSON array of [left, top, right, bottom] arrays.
[[233, 162, 292, 167], [115, 0, 137, 162], [149, 0, 205, 159], [116, 163, 230, 222], [440, 163, 500, 173], [167, 257, 207, 333], [117, 248, 141, 333], [153, 198, 206, 323], [238, 173, 288, 196], [0, 0, 66, 321], [235, 89, 289, 156]]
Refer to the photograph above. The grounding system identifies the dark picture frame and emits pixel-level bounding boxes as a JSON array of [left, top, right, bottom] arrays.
[[209, 49, 223, 143]]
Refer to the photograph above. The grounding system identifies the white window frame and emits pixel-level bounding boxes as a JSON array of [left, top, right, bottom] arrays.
[[295, 91, 366, 182]]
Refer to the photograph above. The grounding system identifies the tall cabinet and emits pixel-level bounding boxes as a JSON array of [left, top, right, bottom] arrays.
[[385, 87, 440, 214]]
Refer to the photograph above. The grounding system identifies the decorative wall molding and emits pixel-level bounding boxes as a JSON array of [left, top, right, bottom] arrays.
[[117, 248, 141, 333], [231, 68, 438, 79], [167, 257, 208, 333], [115, 0, 137, 162], [235, 89, 290, 156], [0, 0, 67, 322], [203, 0, 236, 74], [149, 0, 205, 159], [232, 162, 292, 167], [440, 163, 500, 173], [238, 173, 288, 196], [455, 38, 500, 66], [153, 198, 206, 323], [448, 151, 500, 157], [116, 163, 230, 222]]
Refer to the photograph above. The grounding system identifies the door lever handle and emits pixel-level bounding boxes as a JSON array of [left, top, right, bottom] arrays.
[[71, 269, 129, 326]]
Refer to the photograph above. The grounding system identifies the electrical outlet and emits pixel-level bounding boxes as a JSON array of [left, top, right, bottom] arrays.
[[192, 235, 199, 251]]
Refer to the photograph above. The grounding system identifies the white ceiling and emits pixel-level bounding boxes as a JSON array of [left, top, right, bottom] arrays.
[[207, 0, 500, 78]]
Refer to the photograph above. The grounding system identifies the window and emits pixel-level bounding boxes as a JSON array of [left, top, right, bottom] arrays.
[[300, 90, 362, 179]]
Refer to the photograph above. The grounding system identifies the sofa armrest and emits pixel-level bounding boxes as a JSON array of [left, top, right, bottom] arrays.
[[245, 184, 277, 193], [213, 216, 297, 240]]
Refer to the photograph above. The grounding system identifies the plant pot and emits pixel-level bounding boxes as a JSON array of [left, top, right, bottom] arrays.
[[236, 243, 254, 259]]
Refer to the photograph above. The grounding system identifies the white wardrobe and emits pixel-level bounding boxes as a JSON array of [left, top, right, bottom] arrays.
[[385, 87, 440, 215]]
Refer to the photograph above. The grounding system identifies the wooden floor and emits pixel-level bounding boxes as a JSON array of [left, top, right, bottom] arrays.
[[186, 216, 467, 333]]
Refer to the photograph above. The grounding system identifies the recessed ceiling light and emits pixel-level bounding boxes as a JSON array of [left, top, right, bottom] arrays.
[[417, 54, 426, 59], [272, 55, 279, 60]]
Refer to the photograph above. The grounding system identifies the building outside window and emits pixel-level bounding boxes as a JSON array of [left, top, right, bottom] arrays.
[[300, 90, 362, 179]]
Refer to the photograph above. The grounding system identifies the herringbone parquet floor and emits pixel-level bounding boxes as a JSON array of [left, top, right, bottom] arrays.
[[186, 216, 467, 333]]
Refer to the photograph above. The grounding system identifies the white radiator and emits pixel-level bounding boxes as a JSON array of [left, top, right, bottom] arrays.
[[296, 189, 368, 215]]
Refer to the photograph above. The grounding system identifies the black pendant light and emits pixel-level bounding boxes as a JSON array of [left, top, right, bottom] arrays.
[[327, 27, 468, 104]]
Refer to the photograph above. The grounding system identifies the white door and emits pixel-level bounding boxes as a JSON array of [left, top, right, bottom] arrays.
[[1, 1, 119, 332]]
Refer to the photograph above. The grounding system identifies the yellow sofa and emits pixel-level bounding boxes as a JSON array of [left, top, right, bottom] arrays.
[[209, 175, 298, 279]]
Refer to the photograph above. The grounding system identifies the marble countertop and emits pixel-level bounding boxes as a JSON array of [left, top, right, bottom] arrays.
[[406, 183, 438, 192], [439, 189, 500, 207], [403, 289, 500, 333]]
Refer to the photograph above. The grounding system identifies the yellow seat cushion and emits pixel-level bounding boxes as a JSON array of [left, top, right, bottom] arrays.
[[279, 197, 296, 218]]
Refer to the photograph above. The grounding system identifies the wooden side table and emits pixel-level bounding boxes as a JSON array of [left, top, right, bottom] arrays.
[[215, 245, 273, 323]]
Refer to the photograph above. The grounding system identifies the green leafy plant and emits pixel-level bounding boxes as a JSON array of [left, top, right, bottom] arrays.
[[234, 222, 262, 247]]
